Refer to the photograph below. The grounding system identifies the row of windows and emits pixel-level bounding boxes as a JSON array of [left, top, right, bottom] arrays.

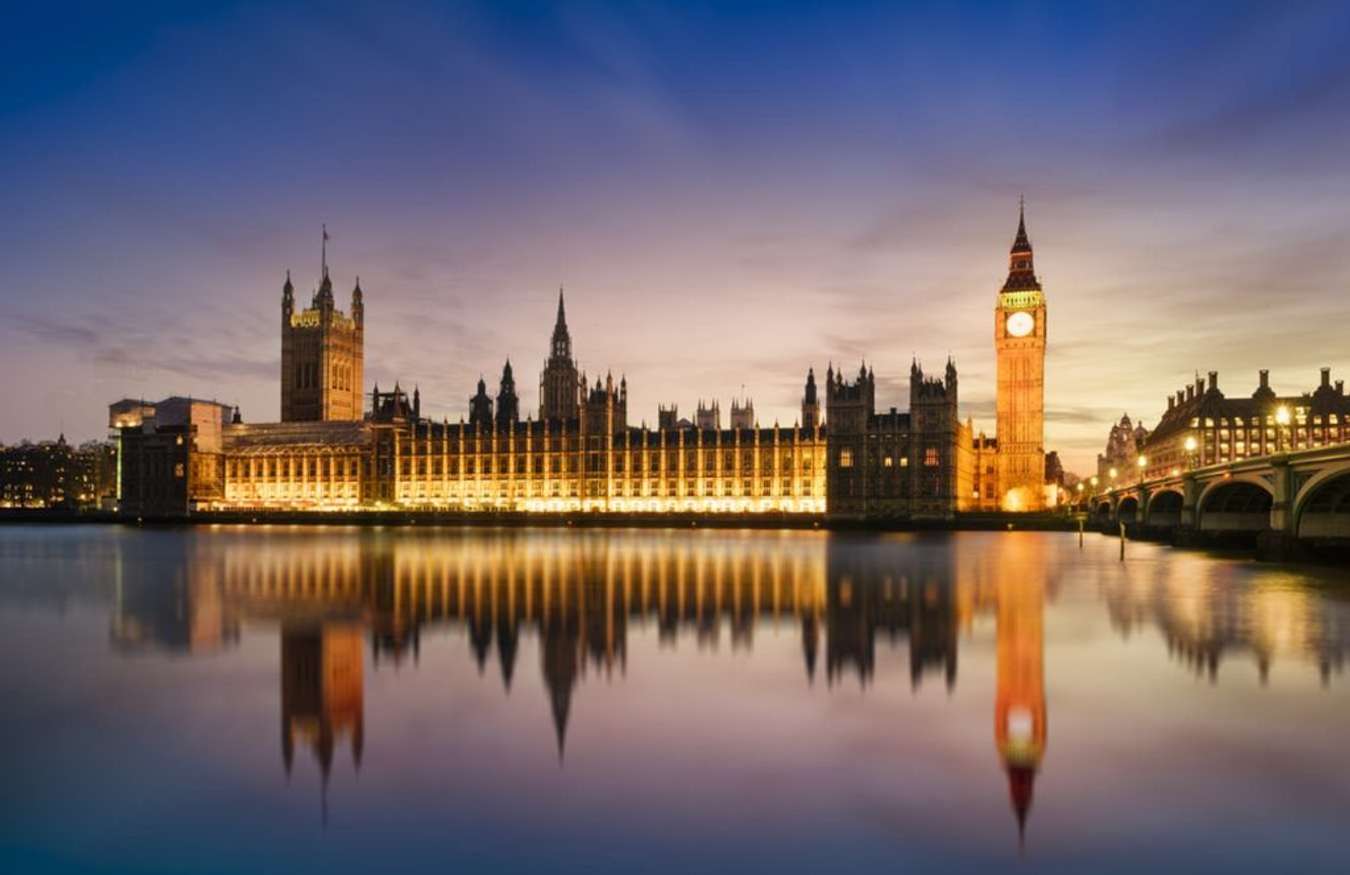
[[1191, 413, 1342, 427], [837, 448, 933, 468], [290, 360, 356, 391], [227, 455, 828, 481]]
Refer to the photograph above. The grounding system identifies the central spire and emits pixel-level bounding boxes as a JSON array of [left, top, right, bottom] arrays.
[[550, 285, 572, 361], [1002, 199, 1041, 292], [1011, 196, 1031, 254]]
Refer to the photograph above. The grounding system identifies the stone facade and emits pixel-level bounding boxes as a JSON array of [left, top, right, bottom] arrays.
[[1139, 368, 1350, 481], [280, 254, 364, 423], [822, 359, 972, 521], [993, 205, 1048, 511], [1096, 413, 1150, 485], [110, 223, 1057, 519]]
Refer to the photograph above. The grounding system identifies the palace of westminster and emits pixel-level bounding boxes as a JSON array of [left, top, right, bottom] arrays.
[[111, 209, 1055, 518]]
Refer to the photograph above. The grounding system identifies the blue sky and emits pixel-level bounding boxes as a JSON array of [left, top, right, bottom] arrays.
[[3, 1, 1349, 470]]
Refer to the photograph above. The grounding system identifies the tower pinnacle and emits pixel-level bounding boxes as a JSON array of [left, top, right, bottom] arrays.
[[1003, 201, 1040, 292]]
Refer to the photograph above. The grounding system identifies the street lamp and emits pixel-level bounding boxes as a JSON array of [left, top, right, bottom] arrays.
[[1275, 405, 1291, 453], [1182, 434, 1204, 467], [1137, 454, 1148, 484]]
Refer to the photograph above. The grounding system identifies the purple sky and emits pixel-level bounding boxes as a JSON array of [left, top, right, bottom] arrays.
[[3, 2, 1349, 472]]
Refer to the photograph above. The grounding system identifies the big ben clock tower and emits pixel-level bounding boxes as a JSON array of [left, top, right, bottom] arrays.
[[995, 203, 1047, 511]]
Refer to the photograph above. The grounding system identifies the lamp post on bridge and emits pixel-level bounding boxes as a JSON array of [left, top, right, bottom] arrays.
[[1275, 405, 1291, 455]]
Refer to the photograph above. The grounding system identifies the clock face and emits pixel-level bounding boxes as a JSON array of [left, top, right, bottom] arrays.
[[1006, 311, 1035, 338]]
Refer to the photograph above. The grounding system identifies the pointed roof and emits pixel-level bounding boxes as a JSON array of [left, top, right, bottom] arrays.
[[556, 285, 567, 327], [1011, 196, 1032, 254], [1002, 199, 1042, 293]]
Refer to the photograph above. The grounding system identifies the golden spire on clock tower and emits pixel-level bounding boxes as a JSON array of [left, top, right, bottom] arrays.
[[994, 199, 1048, 512]]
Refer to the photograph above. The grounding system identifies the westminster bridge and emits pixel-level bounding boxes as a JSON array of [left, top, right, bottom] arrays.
[[1089, 441, 1350, 557]]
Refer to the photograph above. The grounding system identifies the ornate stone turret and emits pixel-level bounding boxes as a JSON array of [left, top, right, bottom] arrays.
[[469, 377, 494, 429], [730, 397, 754, 429], [539, 286, 581, 422], [280, 228, 365, 422], [801, 367, 820, 430], [695, 400, 721, 430], [496, 360, 519, 428], [281, 270, 294, 321]]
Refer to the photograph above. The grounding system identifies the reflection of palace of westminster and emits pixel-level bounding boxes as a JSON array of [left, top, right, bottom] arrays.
[[105, 532, 1348, 840], [112, 209, 1057, 517]]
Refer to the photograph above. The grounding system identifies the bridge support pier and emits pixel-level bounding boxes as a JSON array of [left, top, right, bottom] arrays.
[[1269, 456, 1294, 534], [1258, 458, 1299, 561], [1179, 474, 1198, 530], [1256, 530, 1309, 562]]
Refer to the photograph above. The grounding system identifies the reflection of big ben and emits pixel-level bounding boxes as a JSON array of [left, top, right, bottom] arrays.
[[995, 569, 1047, 842], [995, 203, 1047, 512]]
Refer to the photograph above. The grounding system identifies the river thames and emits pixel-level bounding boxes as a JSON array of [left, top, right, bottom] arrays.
[[2, 526, 1348, 873]]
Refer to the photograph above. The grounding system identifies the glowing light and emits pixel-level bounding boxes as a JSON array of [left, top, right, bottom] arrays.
[[1184, 435, 1198, 453], [1137, 455, 1148, 469], [1275, 405, 1292, 426]]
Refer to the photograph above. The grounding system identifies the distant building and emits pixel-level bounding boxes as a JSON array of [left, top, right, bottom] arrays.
[[730, 398, 754, 429], [1139, 368, 1350, 480], [695, 400, 721, 431], [1096, 413, 1149, 486], [0, 434, 114, 509]]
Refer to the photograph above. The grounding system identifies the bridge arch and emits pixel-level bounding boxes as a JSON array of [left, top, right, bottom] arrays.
[[1294, 464, 1350, 540], [1196, 476, 1273, 533], [1145, 488, 1184, 528], [1116, 495, 1140, 524]]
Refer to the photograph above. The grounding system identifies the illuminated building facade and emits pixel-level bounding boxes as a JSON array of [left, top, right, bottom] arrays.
[[109, 227, 1056, 519], [1096, 413, 1150, 485], [280, 236, 364, 422], [992, 205, 1049, 511], [1137, 368, 1350, 481]]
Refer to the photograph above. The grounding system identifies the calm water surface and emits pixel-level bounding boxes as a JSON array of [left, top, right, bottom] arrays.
[[2, 526, 1349, 874]]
